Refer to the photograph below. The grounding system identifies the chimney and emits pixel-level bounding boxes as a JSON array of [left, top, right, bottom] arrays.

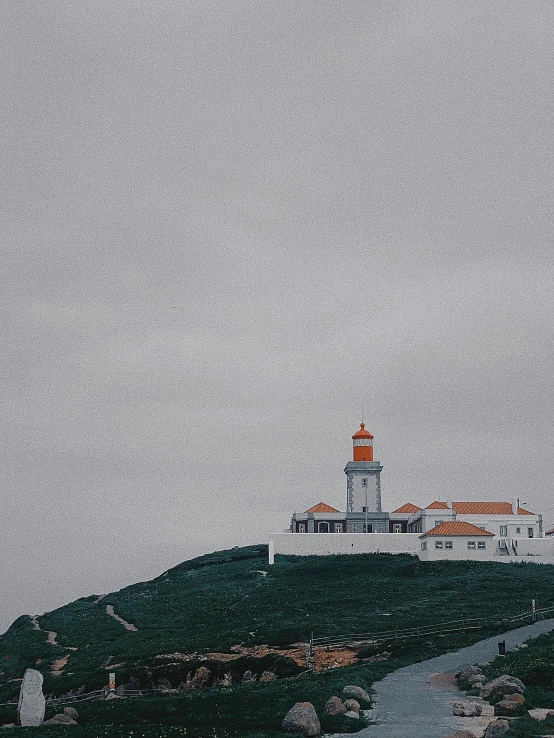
[[512, 497, 518, 515]]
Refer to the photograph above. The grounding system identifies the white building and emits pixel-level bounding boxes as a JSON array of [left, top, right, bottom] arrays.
[[270, 423, 553, 564]]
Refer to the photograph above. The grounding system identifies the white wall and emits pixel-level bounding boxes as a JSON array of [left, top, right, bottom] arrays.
[[267, 533, 554, 565], [269, 533, 421, 562], [419, 537, 493, 561]]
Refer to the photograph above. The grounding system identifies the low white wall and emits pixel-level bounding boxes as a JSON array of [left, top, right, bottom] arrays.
[[268, 533, 421, 563], [506, 537, 554, 557]]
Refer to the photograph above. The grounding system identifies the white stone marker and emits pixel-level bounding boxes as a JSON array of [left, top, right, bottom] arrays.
[[18, 668, 46, 726]]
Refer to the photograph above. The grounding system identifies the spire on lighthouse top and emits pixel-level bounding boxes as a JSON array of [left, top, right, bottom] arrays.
[[352, 422, 374, 461]]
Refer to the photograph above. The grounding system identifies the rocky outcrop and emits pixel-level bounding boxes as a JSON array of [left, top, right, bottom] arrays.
[[342, 685, 371, 704], [452, 701, 482, 717], [324, 696, 346, 715], [483, 719, 510, 737], [282, 702, 321, 736]]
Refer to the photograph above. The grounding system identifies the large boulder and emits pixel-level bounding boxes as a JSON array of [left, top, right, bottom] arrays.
[[483, 719, 510, 737], [481, 674, 525, 702], [457, 666, 483, 686], [42, 714, 78, 725], [342, 685, 371, 704], [344, 710, 359, 719], [63, 707, 79, 720], [344, 699, 360, 714], [282, 702, 321, 737], [494, 698, 525, 717], [453, 701, 482, 717], [324, 696, 346, 715], [506, 692, 525, 705]]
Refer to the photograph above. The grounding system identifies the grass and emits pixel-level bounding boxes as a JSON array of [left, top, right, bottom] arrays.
[[2, 546, 554, 735]]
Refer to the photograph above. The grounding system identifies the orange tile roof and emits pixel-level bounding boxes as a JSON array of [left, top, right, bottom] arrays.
[[452, 502, 534, 515], [392, 503, 422, 514], [422, 521, 495, 537], [545, 528, 554, 536], [304, 502, 341, 513], [426, 501, 449, 509]]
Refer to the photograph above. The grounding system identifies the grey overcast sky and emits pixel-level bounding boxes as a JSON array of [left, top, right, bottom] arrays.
[[1, 0, 554, 632]]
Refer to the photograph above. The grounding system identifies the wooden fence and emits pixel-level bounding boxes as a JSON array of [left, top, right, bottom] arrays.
[[309, 603, 554, 651]]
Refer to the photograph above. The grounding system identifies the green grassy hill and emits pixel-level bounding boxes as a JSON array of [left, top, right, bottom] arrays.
[[2, 546, 554, 737]]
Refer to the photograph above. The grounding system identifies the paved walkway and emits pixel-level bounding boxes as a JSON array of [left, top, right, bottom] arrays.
[[352, 618, 554, 738]]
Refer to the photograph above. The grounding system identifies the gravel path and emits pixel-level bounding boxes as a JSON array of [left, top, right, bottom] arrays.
[[351, 618, 554, 738]]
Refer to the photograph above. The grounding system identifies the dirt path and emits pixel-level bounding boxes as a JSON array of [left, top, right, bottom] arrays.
[[30, 615, 59, 646], [106, 604, 138, 631]]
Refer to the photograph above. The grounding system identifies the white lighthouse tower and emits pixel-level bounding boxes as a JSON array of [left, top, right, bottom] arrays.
[[344, 423, 387, 532]]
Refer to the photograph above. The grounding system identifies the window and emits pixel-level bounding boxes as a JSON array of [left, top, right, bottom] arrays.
[[434, 520, 444, 527], [334, 523, 343, 533], [362, 506, 367, 513], [363, 524, 373, 533], [467, 541, 476, 550], [318, 522, 329, 533], [516, 527, 521, 534], [393, 523, 402, 533], [298, 523, 306, 533], [500, 526, 508, 537], [478, 541, 486, 550], [362, 478, 368, 487], [435, 541, 443, 549], [528, 528, 534, 538], [445, 541, 453, 549], [421, 542, 427, 551]]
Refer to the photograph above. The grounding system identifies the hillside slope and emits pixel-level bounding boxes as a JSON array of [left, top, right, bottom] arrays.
[[1, 545, 554, 703]]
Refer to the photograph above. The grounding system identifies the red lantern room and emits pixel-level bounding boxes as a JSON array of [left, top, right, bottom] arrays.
[[352, 422, 374, 461]]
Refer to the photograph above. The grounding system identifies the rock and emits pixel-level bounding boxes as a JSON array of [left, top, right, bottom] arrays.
[[483, 719, 510, 737], [494, 698, 525, 716], [453, 732, 477, 738], [18, 669, 46, 727], [42, 714, 78, 725], [452, 701, 482, 717], [191, 666, 211, 688], [506, 692, 525, 704], [342, 685, 371, 704], [63, 707, 79, 720], [344, 699, 360, 713], [282, 702, 321, 736], [259, 670, 276, 682], [480, 674, 525, 702], [467, 674, 485, 686], [242, 669, 256, 684], [515, 642, 529, 649], [324, 696, 346, 715], [156, 677, 172, 691], [457, 666, 483, 685], [344, 710, 360, 719], [104, 692, 120, 700], [0, 724, 15, 729]]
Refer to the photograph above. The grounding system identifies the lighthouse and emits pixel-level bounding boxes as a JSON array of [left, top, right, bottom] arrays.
[[344, 423, 387, 532]]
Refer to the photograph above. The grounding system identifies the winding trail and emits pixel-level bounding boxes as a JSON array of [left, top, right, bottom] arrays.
[[353, 618, 554, 738], [105, 605, 138, 632]]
